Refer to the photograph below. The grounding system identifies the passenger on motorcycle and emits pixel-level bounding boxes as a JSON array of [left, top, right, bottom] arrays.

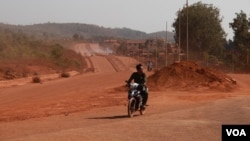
[[127, 64, 148, 108]]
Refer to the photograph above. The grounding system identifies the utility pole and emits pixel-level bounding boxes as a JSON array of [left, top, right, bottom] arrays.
[[155, 40, 158, 69], [165, 21, 168, 66], [179, 8, 181, 62], [186, 0, 189, 60]]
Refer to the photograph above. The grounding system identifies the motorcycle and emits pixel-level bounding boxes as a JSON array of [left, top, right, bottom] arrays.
[[125, 81, 146, 118]]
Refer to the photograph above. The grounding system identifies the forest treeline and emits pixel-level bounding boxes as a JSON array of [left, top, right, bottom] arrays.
[[0, 23, 174, 41]]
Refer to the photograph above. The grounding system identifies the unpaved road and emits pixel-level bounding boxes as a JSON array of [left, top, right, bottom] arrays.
[[0, 44, 250, 141]]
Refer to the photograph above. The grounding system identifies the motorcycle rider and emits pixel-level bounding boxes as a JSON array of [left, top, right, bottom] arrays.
[[127, 64, 148, 108]]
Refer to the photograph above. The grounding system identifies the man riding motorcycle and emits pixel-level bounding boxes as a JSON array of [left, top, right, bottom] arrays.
[[127, 64, 148, 108]]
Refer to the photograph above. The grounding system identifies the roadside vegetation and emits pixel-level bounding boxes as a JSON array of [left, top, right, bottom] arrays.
[[172, 2, 250, 72], [0, 28, 86, 80]]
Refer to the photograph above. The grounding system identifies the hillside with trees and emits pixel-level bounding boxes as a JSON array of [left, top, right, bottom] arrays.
[[0, 23, 174, 42], [0, 27, 86, 80]]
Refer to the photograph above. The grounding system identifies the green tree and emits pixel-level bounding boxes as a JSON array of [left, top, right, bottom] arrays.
[[50, 44, 63, 59], [73, 33, 80, 41], [229, 10, 250, 70], [116, 40, 128, 55], [172, 2, 226, 63]]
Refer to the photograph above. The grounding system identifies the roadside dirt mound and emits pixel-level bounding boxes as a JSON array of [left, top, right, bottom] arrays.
[[148, 61, 237, 92]]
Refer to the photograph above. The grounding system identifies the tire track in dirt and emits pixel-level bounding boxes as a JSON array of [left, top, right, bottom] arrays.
[[105, 55, 128, 72], [90, 56, 116, 73]]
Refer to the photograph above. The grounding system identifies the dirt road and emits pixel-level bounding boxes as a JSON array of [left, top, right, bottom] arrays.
[[0, 44, 250, 141]]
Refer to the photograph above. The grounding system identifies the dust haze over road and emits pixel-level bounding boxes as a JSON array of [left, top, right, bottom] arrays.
[[71, 43, 131, 73], [0, 44, 250, 141]]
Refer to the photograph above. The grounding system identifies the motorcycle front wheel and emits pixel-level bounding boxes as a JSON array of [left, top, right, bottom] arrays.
[[128, 98, 136, 118]]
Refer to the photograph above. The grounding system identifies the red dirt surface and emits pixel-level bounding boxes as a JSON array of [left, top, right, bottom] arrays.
[[0, 44, 249, 141]]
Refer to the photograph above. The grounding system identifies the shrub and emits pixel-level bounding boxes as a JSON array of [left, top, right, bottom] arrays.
[[32, 76, 41, 83], [61, 72, 70, 78]]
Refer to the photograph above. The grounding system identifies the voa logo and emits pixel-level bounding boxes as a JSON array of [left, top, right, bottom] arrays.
[[226, 129, 246, 136]]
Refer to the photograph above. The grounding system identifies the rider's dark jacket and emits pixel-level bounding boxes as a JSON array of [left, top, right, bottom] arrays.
[[127, 72, 146, 85]]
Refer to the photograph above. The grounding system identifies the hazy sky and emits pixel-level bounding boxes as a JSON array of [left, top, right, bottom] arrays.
[[0, 0, 249, 40]]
